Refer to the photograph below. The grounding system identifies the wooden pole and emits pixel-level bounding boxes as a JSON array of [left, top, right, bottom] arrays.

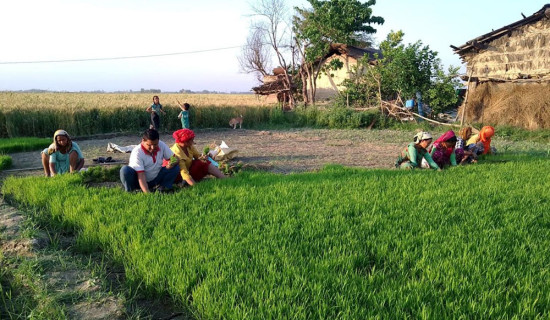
[[460, 68, 474, 126]]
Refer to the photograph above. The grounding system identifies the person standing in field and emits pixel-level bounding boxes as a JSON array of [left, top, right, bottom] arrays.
[[168, 129, 226, 186], [176, 100, 191, 129], [120, 129, 179, 193], [41, 129, 85, 177], [146, 95, 166, 130], [395, 131, 440, 170]]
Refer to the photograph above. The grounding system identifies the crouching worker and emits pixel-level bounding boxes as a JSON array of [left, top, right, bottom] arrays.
[[170, 129, 226, 186], [466, 125, 496, 156], [428, 130, 458, 168], [41, 129, 85, 177], [395, 131, 440, 170], [120, 129, 179, 193]]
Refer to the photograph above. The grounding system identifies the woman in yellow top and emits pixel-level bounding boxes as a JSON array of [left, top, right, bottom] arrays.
[[170, 129, 226, 186]]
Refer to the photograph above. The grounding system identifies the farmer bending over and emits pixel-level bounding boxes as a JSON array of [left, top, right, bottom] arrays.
[[41, 129, 85, 177], [427, 130, 458, 169], [466, 126, 496, 156], [395, 131, 440, 170], [120, 129, 179, 193]]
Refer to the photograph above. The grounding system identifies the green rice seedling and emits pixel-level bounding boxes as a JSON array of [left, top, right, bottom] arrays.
[[0, 155, 12, 170], [3, 154, 550, 319], [0, 137, 50, 153]]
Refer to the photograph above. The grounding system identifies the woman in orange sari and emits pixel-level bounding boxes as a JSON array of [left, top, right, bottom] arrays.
[[466, 126, 496, 155]]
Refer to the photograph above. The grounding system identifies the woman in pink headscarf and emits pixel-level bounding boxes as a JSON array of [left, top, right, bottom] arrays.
[[168, 129, 226, 186], [428, 130, 459, 168]]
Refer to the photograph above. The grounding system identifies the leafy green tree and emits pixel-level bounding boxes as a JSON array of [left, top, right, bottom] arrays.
[[293, 0, 384, 104], [340, 30, 460, 115], [425, 65, 462, 115], [377, 30, 438, 101]]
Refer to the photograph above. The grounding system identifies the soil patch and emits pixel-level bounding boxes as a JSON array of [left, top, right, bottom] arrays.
[[7, 128, 407, 176]]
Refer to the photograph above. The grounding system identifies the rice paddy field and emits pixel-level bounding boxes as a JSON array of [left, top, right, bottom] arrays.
[[2, 91, 550, 318], [3, 153, 550, 319]]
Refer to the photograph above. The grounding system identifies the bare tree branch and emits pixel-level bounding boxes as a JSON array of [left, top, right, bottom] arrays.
[[238, 26, 272, 79]]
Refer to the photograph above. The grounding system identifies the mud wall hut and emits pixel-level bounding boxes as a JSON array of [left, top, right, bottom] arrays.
[[452, 4, 550, 129], [315, 44, 380, 100]]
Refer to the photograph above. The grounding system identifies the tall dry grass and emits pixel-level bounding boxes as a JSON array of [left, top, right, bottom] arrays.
[[0, 92, 272, 111], [0, 92, 276, 137]]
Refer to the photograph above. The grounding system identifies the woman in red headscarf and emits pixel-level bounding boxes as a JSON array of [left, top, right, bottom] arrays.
[[428, 130, 458, 168], [466, 126, 496, 155], [168, 129, 226, 186]]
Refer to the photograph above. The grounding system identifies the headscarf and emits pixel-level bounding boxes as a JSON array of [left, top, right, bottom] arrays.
[[172, 129, 195, 144], [479, 126, 494, 154], [432, 130, 457, 158], [49, 129, 72, 154], [458, 127, 472, 141], [413, 131, 432, 144]]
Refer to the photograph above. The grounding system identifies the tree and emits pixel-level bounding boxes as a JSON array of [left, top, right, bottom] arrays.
[[238, 27, 272, 82], [293, 0, 384, 104], [377, 30, 438, 101], [425, 65, 462, 115], [340, 30, 461, 115], [241, 0, 296, 108]]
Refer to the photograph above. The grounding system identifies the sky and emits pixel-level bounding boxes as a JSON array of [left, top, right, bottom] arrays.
[[0, 0, 548, 93]]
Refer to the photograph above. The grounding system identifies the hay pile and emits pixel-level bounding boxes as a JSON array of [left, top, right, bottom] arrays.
[[461, 82, 550, 129]]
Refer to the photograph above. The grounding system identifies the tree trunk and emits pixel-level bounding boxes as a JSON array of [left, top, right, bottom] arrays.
[[300, 68, 309, 106]]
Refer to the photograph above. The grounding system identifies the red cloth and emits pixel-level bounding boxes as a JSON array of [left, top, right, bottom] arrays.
[[479, 126, 495, 154], [189, 159, 210, 181], [172, 129, 195, 144], [163, 158, 210, 183]]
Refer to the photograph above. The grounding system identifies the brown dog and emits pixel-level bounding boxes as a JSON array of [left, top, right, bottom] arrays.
[[229, 115, 243, 129]]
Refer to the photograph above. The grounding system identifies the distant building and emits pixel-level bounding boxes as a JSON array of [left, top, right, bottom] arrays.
[[315, 44, 380, 100], [452, 4, 550, 129], [252, 44, 380, 105], [252, 67, 295, 106]]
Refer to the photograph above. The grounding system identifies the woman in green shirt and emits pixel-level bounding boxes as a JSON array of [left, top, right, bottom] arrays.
[[395, 131, 440, 170]]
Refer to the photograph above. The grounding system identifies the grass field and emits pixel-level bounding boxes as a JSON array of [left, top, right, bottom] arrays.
[[3, 153, 550, 319], [0, 92, 276, 138], [0, 137, 50, 153], [0, 92, 384, 138]]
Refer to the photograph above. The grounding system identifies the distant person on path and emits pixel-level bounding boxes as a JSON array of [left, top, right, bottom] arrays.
[[41, 129, 85, 177], [427, 130, 458, 168], [146, 95, 165, 130], [395, 131, 440, 170], [120, 129, 179, 193], [168, 129, 226, 186], [405, 96, 415, 110], [176, 100, 191, 129], [466, 126, 496, 155], [415, 91, 426, 120]]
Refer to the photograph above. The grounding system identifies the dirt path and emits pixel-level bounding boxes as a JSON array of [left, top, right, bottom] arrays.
[[8, 128, 408, 175], [0, 199, 190, 319]]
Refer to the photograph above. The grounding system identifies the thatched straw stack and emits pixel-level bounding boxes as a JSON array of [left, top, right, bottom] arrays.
[[460, 82, 550, 129]]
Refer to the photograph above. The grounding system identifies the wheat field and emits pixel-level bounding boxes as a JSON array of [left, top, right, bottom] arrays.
[[0, 92, 272, 111]]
